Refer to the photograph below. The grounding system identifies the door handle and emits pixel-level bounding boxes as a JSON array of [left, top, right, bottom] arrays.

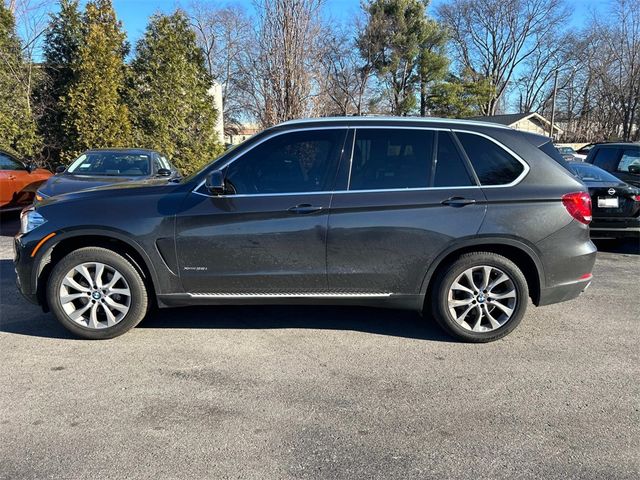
[[287, 204, 324, 214], [441, 197, 477, 207]]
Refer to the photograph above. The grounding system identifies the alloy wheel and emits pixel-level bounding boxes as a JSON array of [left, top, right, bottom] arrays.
[[59, 262, 131, 329], [447, 265, 517, 332]]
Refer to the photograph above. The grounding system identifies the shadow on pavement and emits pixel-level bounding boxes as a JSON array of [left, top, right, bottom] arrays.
[[0, 259, 452, 342], [0, 213, 20, 237], [140, 304, 453, 342]]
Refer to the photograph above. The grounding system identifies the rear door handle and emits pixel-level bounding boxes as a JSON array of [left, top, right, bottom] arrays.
[[287, 204, 324, 214], [441, 197, 477, 207]]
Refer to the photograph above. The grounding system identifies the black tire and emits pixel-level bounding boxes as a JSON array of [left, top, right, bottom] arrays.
[[430, 252, 529, 343], [47, 247, 148, 339]]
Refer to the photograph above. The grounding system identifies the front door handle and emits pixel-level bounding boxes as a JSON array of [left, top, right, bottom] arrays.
[[287, 204, 324, 214], [441, 197, 477, 207]]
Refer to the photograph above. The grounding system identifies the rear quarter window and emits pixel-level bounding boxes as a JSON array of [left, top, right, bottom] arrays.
[[455, 132, 524, 185]]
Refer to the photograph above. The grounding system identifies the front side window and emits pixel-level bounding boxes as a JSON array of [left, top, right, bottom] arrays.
[[617, 149, 640, 174], [349, 129, 434, 190], [455, 132, 524, 185], [154, 155, 171, 171], [0, 153, 24, 170], [225, 129, 346, 194]]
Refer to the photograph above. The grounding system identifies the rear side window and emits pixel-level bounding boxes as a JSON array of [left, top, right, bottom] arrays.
[[590, 147, 620, 171], [349, 129, 434, 190], [433, 132, 473, 187], [455, 132, 524, 185], [617, 149, 640, 174]]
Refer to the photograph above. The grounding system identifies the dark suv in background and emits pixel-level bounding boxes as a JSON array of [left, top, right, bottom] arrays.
[[14, 117, 596, 342], [585, 142, 640, 187]]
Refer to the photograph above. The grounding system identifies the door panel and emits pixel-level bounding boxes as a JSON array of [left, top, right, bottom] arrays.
[[175, 128, 349, 294], [327, 188, 487, 294], [327, 128, 486, 295], [176, 193, 332, 293]]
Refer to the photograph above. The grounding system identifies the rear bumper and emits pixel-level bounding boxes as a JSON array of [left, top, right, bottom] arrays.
[[535, 220, 597, 307], [537, 276, 592, 307]]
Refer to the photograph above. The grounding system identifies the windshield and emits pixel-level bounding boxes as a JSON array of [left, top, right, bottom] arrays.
[[67, 152, 152, 176], [569, 163, 623, 183], [557, 146, 575, 154]]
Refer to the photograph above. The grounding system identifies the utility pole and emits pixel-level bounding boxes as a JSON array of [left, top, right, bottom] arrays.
[[549, 68, 559, 140]]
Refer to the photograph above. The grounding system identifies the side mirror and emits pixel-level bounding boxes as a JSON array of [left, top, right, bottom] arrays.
[[24, 162, 35, 173], [205, 170, 226, 195], [157, 168, 172, 177], [55, 165, 66, 174]]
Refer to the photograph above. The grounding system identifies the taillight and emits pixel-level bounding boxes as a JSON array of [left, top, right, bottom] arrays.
[[562, 192, 592, 224], [633, 194, 640, 202]]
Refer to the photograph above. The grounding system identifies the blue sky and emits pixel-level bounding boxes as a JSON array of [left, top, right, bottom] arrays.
[[100, 0, 607, 47]]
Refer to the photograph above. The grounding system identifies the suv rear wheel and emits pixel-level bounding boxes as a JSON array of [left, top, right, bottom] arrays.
[[431, 252, 528, 342], [47, 247, 148, 339]]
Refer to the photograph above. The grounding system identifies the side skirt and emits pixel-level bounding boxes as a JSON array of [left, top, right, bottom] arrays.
[[157, 292, 424, 311]]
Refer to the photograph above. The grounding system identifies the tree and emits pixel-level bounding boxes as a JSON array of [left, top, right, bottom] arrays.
[[189, 2, 251, 135], [437, 0, 567, 115], [241, 0, 325, 127], [596, 0, 640, 141], [0, 3, 40, 157], [318, 23, 374, 116], [62, 0, 130, 160], [39, 0, 83, 161], [358, 0, 448, 116], [129, 10, 222, 174], [427, 69, 493, 118]]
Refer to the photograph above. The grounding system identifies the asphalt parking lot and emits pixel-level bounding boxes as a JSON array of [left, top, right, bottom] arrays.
[[0, 214, 638, 480]]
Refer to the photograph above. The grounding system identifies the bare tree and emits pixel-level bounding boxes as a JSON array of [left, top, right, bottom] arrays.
[[596, 0, 640, 141], [3, 0, 52, 115], [189, 1, 251, 134], [437, 0, 568, 115], [236, 0, 325, 127], [317, 22, 373, 116]]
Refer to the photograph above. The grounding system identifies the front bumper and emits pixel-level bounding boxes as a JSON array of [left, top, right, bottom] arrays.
[[14, 235, 40, 305]]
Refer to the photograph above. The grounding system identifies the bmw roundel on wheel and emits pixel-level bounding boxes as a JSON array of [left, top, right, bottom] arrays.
[[14, 117, 596, 341]]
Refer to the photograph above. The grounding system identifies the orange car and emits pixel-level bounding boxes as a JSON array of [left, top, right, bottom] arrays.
[[0, 151, 52, 211]]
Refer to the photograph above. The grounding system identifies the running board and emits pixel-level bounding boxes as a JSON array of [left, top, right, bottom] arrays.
[[188, 292, 392, 298], [157, 292, 421, 311]]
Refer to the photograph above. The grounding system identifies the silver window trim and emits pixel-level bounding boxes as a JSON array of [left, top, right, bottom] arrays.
[[192, 125, 530, 198], [451, 129, 530, 188]]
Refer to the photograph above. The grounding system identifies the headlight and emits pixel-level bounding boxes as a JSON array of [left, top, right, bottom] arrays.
[[20, 209, 47, 234]]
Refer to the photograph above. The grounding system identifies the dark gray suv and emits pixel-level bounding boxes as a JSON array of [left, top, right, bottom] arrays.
[[14, 117, 596, 342]]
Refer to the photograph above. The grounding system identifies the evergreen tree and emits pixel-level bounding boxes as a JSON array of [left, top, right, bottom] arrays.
[[129, 10, 222, 174], [62, 0, 130, 160], [0, 4, 40, 157], [427, 69, 494, 118], [358, 0, 448, 116], [39, 0, 83, 162]]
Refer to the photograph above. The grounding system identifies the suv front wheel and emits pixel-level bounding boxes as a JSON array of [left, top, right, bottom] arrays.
[[47, 247, 148, 339], [431, 252, 529, 342]]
